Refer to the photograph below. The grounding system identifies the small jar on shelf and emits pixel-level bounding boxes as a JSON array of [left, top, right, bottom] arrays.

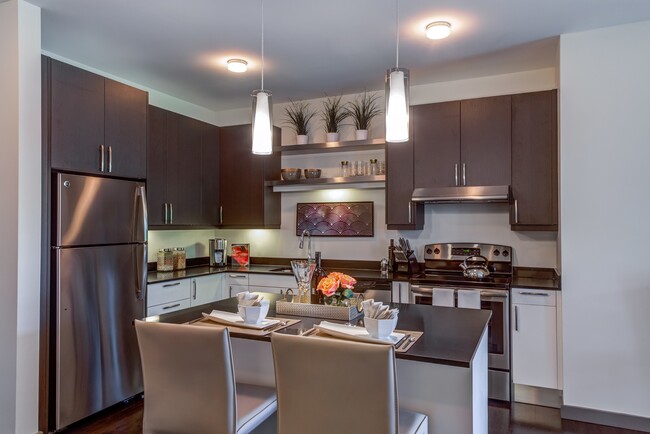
[[340, 160, 350, 177], [370, 159, 378, 175]]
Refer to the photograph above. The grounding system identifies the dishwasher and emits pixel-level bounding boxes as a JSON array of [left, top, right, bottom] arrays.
[[354, 280, 393, 303]]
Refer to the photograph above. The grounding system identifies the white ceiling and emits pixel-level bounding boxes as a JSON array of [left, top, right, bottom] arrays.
[[31, 0, 650, 112]]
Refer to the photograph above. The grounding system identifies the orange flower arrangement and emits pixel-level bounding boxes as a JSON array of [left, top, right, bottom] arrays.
[[316, 272, 357, 304]]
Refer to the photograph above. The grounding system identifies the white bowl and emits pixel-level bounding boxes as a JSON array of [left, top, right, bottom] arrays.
[[364, 316, 398, 339], [238, 300, 270, 324]]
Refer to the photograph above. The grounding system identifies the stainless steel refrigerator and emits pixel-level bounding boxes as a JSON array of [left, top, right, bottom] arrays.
[[53, 173, 148, 429]]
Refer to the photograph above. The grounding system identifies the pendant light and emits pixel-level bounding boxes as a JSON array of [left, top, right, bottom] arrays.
[[252, 0, 273, 155], [385, 0, 410, 143]]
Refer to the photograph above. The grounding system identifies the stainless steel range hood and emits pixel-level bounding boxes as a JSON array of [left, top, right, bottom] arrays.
[[411, 185, 511, 203]]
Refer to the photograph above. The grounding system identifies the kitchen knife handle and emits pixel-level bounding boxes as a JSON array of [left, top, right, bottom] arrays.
[[462, 163, 467, 186], [107, 145, 112, 173], [99, 144, 105, 172], [454, 164, 459, 186], [514, 305, 519, 331], [514, 199, 519, 224]]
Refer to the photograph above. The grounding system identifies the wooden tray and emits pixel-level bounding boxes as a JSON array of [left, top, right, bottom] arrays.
[[189, 316, 301, 337]]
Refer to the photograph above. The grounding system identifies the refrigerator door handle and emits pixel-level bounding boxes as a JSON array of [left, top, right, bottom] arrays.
[[136, 185, 148, 241], [136, 244, 147, 301]]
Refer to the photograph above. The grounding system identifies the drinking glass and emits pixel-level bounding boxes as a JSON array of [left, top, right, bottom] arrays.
[[291, 260, 316, 303]]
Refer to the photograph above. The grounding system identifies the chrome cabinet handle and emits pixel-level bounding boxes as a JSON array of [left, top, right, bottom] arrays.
[[408, 202, 412, 224], [163, 303, 181, 310], [99, 145, 105, 172], [518, 291, 549, 296], [107, 145, 112, 173], [454, 163, 459, 186], [462, 163, 467, 186], [229, 274, 247, 278], [220, 205, 223, 225], [162, 282, 181, 288], [164, 203, 168, 224], [514, 305, 519, 331], [192, 280, 197, 300], [514, 199, 519, 224], [169, 203, 173, 224]]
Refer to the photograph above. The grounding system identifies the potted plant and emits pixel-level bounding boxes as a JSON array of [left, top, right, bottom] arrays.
[[347, 91, 382, 141], [320, 95, 349, 142], [284, 100, 314, 145]]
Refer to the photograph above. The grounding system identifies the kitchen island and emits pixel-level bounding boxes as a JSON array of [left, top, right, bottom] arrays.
[[146, 293, 491, 434]]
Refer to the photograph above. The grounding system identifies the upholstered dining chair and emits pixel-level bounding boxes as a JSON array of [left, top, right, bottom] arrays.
[[271, 333, 428, 434], [135, 320, 277, 434]]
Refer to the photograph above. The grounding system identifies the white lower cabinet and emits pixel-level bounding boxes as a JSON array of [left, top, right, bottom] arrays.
[[511, 288, 559, 390], [249, 273, 297, 295], [146, 279, 191, 316], [191, 273, 226, 307], [227, 273, 250, 298]]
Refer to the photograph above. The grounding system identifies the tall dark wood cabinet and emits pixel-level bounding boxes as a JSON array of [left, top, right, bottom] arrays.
[[460, 95, 511, 186], [50, 59, 147, 179], [413, 101, 460, 188], [147, 106, 220, 227], [219, 125, 281, 229], [511, 90, 558, 230], [386, 109, 424, 230]]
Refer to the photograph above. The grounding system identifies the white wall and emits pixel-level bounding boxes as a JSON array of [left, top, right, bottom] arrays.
[[560, 21, 650, 418], [0, 1, 41, 433], [152, 67, 558, 268]]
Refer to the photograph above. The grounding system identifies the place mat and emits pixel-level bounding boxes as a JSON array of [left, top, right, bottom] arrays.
[[189, 316, 300, 337], [202, 310, 279, 330], [303, 326, 423, 353]]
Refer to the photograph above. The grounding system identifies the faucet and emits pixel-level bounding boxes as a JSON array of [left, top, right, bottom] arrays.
[[299, 229, 313, 262]]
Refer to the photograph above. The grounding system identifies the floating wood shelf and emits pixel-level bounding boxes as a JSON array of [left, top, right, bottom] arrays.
[[275, 138, 386, 156], [267, 175, 386, 192]]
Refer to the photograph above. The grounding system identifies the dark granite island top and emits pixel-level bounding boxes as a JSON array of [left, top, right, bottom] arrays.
[[146, 292, 491, 368]]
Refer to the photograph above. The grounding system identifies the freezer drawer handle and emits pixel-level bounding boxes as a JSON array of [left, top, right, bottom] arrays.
[[162, 282, 181, 288], [162, 303, 181, 310]]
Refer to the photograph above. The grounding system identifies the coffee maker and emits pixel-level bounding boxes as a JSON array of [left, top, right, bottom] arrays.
[[209, 239, 228, 267]]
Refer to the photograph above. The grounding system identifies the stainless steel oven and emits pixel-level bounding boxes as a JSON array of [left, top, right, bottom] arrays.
[[408, 243, 514, 401]]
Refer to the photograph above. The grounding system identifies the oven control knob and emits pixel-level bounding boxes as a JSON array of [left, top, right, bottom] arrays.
[[426, 248, 433, 255], [502, 250, 509, 257], [433, 248, 440, 255], [493, 249, 500, 256]]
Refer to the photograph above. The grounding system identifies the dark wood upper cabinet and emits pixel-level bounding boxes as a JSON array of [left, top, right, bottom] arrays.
[[104, 79, 147, 179], [413, 102, 460, 188], [219, 125, 280, 229], [147, 106, 220, 227], [386, 109, 424, 230], [511, 90, 558, 230], [460, 95, 511, 186], [49, 59, 147, 179]]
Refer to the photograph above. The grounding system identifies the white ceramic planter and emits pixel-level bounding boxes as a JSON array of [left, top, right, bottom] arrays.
[[326, 132, 339, 142], [296, 134, 308, 145], [355, 129, 368, 141]]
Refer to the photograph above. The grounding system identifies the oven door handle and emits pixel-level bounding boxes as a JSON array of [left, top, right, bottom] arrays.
[[479, 290, 509, 299]]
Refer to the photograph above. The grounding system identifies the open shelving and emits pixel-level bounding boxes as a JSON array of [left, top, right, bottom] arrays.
[[267, 175, 385, 192], [275, 138, 385, 156]]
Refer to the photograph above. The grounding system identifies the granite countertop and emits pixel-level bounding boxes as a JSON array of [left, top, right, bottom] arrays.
[[146, 292, 491, 368], [512, 267, 561, 291], [148, 264, 397, 284]]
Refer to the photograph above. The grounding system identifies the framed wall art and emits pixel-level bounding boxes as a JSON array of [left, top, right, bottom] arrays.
[[296, 202, 373, 237]]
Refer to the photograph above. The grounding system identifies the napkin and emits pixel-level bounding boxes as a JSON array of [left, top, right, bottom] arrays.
[[362, 298, 399, 320], [237, 292, 263, 306]]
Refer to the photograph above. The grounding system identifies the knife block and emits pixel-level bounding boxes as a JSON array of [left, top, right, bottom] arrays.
[[394, 251, 419, 275]]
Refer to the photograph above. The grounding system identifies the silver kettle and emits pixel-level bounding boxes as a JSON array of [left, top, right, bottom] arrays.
[[459, 255, 491, 280]]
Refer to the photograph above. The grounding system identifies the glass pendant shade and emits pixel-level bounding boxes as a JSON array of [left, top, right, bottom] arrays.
[[385, 67, 410, 143], [251, 90, 273, 155]]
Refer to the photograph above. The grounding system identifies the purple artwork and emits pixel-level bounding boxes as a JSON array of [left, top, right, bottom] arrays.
[[296, 202, 374, 237]]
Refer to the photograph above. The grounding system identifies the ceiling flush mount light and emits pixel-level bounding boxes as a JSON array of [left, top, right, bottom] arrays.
[[425, 21, 452, 40], [227, 59, 248, 73], [251, 0, 273, 155], [385, 0, 410, 143]]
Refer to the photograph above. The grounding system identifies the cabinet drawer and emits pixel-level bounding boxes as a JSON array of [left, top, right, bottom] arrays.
[[147, 279, 191, 307], [147, 298, 191, 316], [249, 285, 286, 295], [249, 273, 296, 289], [227, 273, 249, 284], [511, 288, 556, 306]]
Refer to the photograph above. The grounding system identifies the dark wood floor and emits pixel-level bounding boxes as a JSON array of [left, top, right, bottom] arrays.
[[59, 397, 645, 434]]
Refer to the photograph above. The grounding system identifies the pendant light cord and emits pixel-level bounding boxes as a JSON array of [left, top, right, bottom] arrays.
[[395, 0, 399, 68], [261, 0, 265, 91]]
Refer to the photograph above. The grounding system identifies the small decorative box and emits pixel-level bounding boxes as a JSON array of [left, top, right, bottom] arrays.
[[275, 299, 364, 321]]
